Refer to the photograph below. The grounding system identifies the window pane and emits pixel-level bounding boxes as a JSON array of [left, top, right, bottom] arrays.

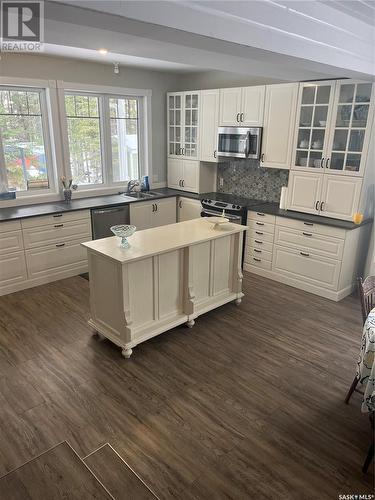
[[0, 89, 49, 192], [65, 94, 102, 185], [110, 97, 139, 182]]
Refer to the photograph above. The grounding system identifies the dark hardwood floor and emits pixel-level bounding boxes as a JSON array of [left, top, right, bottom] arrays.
[[0, 272, 373, 498]]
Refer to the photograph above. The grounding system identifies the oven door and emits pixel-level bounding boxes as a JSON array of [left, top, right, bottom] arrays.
[[201, 208, 243, 224], [217, 127, 261, 159]]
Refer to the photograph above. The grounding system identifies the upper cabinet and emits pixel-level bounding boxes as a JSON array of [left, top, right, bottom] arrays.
[[200, 89, 220, 162], [219, 86, 265, 127], [168, 91, 200, 160], [291, 80, 374, 177], [260, 83, 298, 170]]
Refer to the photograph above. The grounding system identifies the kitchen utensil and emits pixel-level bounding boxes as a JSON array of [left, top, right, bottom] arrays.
[[300, 157, 308, 166], [204, 216, 230, 229], [110, 224, 136, 248], [279, 186, 288, 210]]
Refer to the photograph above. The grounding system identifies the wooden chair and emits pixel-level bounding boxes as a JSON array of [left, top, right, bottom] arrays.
[[345, 276, 375, 405]]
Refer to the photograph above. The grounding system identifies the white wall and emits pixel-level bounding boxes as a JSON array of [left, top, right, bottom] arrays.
[[174, 70, 282, 91], [0, 53, 181, 185]]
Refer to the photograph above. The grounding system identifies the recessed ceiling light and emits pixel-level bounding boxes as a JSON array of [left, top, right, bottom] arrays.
[[98, 48, 108, 55]]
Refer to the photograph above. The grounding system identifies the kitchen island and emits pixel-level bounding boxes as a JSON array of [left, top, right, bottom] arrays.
[[82, 218, 247, 358]]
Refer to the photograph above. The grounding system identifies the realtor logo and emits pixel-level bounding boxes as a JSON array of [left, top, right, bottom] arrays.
[[1, 0, 44, 51]]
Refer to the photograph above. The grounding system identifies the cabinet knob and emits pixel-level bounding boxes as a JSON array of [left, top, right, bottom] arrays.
[[236, 113, 240, 123], [320, 201, 324, 211], [213, 150, 217, 158], [300, 252, 310, 257], [240, 112, 244, 122], [260, 153, 265, 163], [315, 200, 320, 211]]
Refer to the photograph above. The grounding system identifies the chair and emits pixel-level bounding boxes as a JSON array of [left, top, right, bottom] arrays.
[[344, 276, 375, 404]]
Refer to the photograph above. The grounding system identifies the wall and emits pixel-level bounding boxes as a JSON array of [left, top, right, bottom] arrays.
[[216, 159, 288, 202], [0, 53, 181, 186], [175, 70, 282, 91]]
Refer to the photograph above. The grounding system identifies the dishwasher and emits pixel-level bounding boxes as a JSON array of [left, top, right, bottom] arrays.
[[91, 205, 130, 240]]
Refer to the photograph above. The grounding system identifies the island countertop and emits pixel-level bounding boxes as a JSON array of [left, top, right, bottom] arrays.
[[82, 218, 247, 264]]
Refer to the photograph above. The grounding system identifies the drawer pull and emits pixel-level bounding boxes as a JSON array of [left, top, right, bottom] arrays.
[[302, 232, 312, 237], [56, 243, 65, 248], [54, 224, 64, 228], [300, 251, 310, 257], [253, 257, 261, 262], [304, 222, 313, 226], [256, 222, 264, 226], [53, 214, 63, 218], [255, 231, 263, 235], [256, 213, 265, 216], [254, 249, 262, 253], [254, 239, 263, 244]]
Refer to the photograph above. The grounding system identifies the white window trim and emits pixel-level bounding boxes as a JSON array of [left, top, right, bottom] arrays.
[[57, 80, 152, 196]]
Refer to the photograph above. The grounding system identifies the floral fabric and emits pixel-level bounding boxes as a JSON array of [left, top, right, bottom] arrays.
[[357, 308, 375, 413]]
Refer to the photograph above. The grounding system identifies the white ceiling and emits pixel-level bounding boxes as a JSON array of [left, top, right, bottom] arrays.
[[45, 0, 375, 80]]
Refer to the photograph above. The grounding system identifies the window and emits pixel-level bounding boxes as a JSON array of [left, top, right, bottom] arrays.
[[0, 87, 53, 193], [64, 92, 141, 187]]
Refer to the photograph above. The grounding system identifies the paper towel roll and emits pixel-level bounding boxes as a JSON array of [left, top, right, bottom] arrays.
[[279, 186, 288, 210]]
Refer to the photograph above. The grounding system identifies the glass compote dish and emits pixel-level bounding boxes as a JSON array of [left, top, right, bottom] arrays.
[[110, 225, 136, 248]]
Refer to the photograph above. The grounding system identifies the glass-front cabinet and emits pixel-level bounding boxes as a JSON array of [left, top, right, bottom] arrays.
[[167, 91, 200, 160], [326, 81, 373, 175], [292, 81, 335, 171], [292, 80, 374, 177]]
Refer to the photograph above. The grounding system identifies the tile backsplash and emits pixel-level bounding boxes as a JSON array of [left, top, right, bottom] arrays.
[[217, 159, 289, 202]]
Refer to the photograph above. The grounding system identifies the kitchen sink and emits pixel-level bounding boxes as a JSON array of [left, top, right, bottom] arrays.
[[126, 191, 160, 199]]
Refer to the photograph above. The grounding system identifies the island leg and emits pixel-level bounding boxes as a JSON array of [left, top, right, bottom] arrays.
[[186, 319, 195, 328], [94, 331, 105, 340], [121, 347, 133, 359], [234, 298, 242, 306]]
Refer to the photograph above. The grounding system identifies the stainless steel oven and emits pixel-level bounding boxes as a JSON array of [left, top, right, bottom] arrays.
[[201, 207, 243, 224], [217, 126, 262, 159]]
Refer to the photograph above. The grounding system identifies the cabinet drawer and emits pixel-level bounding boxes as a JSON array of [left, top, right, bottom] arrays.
[[246, 237, 273, 253], [248, 228, 274, 243], [26, 238, 88, 279], [21, 209, 90, 228], [0, 220, 21, 233], [0, 251, 27, 288], [245, 246, 273, 263], [23, 219, 92, 249], [274, 226, 344, 260], [247, 211, 276, 224], [248, 220, 275, 234], [275, 216, 346, 239], [246, 257, 272, 271], [273, 245, 340, 290], [0, 230, 24, 255]]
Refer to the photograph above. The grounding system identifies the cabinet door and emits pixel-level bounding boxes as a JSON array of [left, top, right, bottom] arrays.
[[182, 160, 199, 193], [326, 81, 373, 176], [153, 198, 177, 227], [167, 159, 184, 190], [167, 92, 183, 158], [183, 92, 199, 159], [287, 171, 323, 215], [178, 198, 202, 222], [261, 83, 298, 169], [241, 86, 265, 126], [292, 81, 336, 172], [320, 175, 362, 221], [200, 89, 219, 162], [129, 201, 153, 230], [219, 88, 242, 126], [0, 251, 27, 288]]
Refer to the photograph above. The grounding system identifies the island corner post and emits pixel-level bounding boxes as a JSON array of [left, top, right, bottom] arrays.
[[81, 219, 247, 358]]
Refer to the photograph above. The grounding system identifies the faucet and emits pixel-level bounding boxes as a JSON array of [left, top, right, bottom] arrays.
[[127, 179, 140, 194]]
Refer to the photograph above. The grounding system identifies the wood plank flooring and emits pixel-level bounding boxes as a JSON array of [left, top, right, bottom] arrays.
[[0, 272, 373, 498], [0, 441, 113, 499]]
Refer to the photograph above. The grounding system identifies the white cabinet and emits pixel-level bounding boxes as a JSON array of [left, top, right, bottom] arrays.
[[0, 251, 27, 289], [260, 83, 298, 169], [287, 171, 323, 215], [182, 160, 199, 192], [167, 159, 215, 194], [320, 175, 362, 220], [167, 91, 200, 159], [130, 198, 176, 230], [167, 158, 184, 190], [200, 89, 220, 162], [177, 197, 202, 222], [219, 86, 265, 126]]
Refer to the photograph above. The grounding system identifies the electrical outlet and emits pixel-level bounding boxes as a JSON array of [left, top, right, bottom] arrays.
[[219, 177, 224, 188]]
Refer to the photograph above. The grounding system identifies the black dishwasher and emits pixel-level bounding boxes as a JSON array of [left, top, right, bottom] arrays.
[[91, 205, 130, 240]]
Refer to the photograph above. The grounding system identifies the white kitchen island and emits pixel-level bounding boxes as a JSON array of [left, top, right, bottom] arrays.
[[82, 218, 247, 358]]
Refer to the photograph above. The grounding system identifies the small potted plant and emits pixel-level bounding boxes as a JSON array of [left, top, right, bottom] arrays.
[[61, 177, 78, 202]]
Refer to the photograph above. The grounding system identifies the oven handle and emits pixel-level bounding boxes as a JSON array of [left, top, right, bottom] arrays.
[[201, 209, 242, 221], [245, 131, 251, 158]]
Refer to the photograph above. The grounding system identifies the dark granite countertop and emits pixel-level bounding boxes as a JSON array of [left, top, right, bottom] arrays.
[[248, 202, 372, 231]]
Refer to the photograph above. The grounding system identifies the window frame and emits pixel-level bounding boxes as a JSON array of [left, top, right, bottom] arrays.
[[0, 79, 60, 199], [58, 81, 151, 194]]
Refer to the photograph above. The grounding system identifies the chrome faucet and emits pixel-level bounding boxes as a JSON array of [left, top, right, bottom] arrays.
[[127, 179, 140, 194]]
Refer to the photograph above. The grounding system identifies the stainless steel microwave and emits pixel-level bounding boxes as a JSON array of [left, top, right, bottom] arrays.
[[217, 126, 262, 159]]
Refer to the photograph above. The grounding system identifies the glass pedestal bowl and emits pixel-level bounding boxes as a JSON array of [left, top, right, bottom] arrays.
[[110, 224, 136, 248]]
